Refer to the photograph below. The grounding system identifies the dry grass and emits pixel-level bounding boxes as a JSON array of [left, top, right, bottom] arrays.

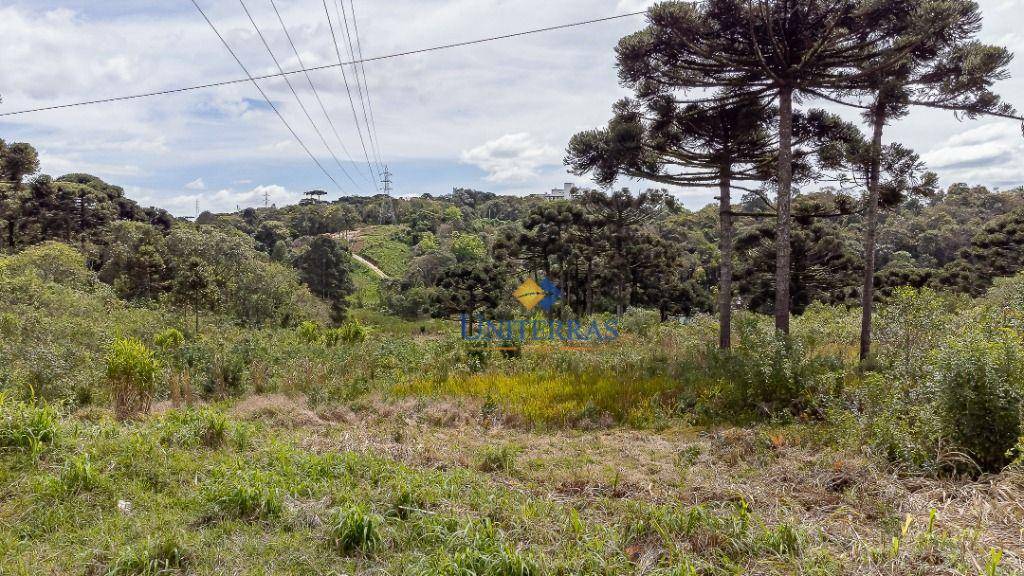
[[298, 396, 1024, 574]]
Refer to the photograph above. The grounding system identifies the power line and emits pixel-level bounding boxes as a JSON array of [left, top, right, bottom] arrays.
[[321, 0, 380, 190], [238, 0, 362, 192], [186, 0, 344, 193], [349, 0, 384, 172], [268, 0, 377, 190], [0, 11, 645, 118], [337, 0, 383, 174]]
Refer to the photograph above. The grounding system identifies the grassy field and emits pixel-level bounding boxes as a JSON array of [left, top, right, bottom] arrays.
[[353, 225, 413, 278], [3, 395, 1020, 575]]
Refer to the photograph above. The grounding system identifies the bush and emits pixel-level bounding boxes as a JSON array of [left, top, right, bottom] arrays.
[[324, 321, 367, 346], [0, 395, 59, 453], [296, 321, 323, 345], [155, 328, 189, 405], [934, 335, 1023, 473], [106, 338, 161, 420], [619, 307, 662, 337], [708, 316, 842, 417], [326, 505, 382, 555], [205, 341, 249, 398]]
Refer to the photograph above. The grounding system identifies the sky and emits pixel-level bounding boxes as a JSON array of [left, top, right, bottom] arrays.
[[1, 0, 1023, 216]]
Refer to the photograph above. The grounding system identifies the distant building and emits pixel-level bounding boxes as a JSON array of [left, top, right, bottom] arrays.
[[531, 183, 578, 201]]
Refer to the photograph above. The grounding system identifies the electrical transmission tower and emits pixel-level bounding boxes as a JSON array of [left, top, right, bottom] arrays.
[[379, 166, 395, 224], [263, 189, 271, 208]]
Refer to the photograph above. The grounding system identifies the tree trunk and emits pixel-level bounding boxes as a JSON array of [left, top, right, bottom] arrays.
[[585, 259, 594, 316], [774, 86, 794, 334], [859, 108, 886, 361], [718, 172, 734, 349]]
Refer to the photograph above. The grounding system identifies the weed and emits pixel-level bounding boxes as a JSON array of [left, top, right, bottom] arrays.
[[0, 394, 59, 454], [478, 444, 519, 473], [103, 536, 190, 575], [206, 469, 283, 521], [326, 505, 382, 555], [58, 453, 99, 493]]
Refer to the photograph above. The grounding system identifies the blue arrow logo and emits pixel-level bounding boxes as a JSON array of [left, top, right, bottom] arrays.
[[538, 277, 562, 312]]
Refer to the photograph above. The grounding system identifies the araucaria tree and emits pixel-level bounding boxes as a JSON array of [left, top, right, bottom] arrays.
[[616, 0, 944, 333], [568, 95, 774, 347], [294, 236, 355, 323], [827, 0, 1021, 359]]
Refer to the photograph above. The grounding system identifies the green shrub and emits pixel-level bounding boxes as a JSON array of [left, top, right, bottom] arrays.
[[707, 316, 841, 418], [326, 505, 382, 555], [855, 373, 942, 470], [619, 307, 662, 337], [296, 321, 323, 345], [875, 287, 955, 381], [324, 321, 367, 346], [0, 395, 59, 453], [205, 344, 247, 398], [106, 338, 160, 420], [935, 335, 1023, 473], [153, 328, 185, 354]]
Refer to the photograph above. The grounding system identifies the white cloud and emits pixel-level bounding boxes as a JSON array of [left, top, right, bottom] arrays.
[[460, 133, 560, 184], [2, 0, 1022, 210], [921, 122, 1024, 187], [185, 178, 206, 191]]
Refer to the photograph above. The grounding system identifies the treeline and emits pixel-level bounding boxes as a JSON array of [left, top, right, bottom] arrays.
[[4, 134, 1024, 334]]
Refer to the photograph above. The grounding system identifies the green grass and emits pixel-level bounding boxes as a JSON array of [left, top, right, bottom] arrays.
[[356, 225, 413, 278], [350, 265, 382, 308], [0, 404, 1002, 575]]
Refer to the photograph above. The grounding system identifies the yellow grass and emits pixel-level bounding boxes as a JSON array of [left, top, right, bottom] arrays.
[[396, 371, 683, 427]]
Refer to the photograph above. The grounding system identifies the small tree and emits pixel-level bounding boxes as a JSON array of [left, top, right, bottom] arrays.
[[106, 338, 161, 420], [293, 236, 355, 324], [171, 257, 217, 335]]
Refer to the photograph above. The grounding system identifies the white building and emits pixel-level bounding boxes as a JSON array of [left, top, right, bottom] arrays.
[[531, 183, 577, 201]]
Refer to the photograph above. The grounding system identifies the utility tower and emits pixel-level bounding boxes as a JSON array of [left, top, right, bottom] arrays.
[[379, 166, 395, 225], [263, 189, 271, 208]]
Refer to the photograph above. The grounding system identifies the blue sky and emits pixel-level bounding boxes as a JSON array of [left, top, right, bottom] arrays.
[[2, 0, 1023, 216]]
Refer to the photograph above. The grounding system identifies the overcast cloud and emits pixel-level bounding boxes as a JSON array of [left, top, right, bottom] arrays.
[[1, 0, 1022, 215]]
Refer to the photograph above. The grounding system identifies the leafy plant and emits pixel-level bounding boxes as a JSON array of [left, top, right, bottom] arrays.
[[106, 338, 160, 420], [206, 469, 283, 521], [935, 335, 1023, 474], [104, 536, 190, 576], [0, 394, 59, 454], [326, 505, 382, 555]]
